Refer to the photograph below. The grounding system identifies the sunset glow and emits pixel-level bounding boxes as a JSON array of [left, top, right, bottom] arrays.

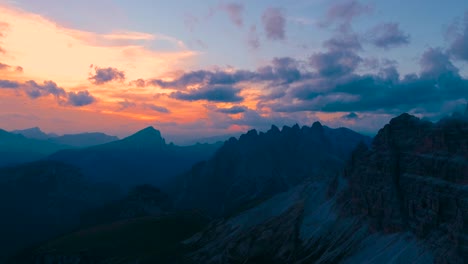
[[1, 0, 467, 142]]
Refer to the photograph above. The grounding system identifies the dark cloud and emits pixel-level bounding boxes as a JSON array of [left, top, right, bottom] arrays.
[[448, 11, 468, 61], [0, 79, 20, 88], [248, 25, 260, 49], [170, 85, 243, 102], [262, 8, 286, 40], [89, 66, 125, 85], [270, 47, 467, 115], [1, 78, 97, 107], [342, 112, 359, 120], [23, 80, 67, 99], [324, 0, 372, 25], [118, 100, 137, 110], [420, 48, 458, 77], [222, 3, 244, 27], [149, 70, 213, 89], [309, 31, 363, 78], [67, 90, 96, 106], [144, 104, 170, 113], [367, 23, 410, 49], [215, 106, 247, 114], [324, 32, 362, 51], [309, 50, 362, 78], [148, 57, 303, 92]]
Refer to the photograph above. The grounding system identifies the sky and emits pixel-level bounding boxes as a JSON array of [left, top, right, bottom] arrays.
[[0, 0, 467, 143]]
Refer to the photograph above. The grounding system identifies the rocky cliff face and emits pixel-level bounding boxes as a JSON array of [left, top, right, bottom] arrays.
[[343, 113, 468, 263]]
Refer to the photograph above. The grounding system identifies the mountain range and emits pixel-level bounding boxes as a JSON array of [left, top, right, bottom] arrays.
[[2, 112, 467, 264], [47, 126, 223, 189], [11, 127, 119, 147]]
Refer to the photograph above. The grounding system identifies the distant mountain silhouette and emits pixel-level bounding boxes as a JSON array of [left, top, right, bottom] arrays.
[[0, 161, 121, 261], [11, 127, 57, 140], [48, 126, 222, 189], [170, 122, 372, 217], [11, 127, 119, 148], [48, 132, 119, 148], [0, 129, 68, 167]]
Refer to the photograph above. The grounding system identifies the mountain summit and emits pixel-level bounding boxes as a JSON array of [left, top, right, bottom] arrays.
[[119, 126, 166, 148], [11, 127, 53, 140]]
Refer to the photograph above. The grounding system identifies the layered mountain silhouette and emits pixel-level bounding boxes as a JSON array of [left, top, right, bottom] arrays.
[[11, 127, 119, 147], [11, 127, 58, 140], [48, 126, 222, 189], [5, 113, 467, 263], [171, 122, 372, 217], [0, 129, 67, 167]]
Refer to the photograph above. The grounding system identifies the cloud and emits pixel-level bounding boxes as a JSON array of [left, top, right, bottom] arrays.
[[367, 23, 410, 49], [324, 32, 362, 51], [420, 48, 458, 77], [342, 112, 359, 120], [262, 8, 286, 40], [309, 50, 362, 78], [89, 66, 126, 85], [23, 80, 67, 99], [215, 105, 247, 114], [118, 99, 137, 110], [0, 79, 20, 88], [170, 85, 243, 102], [129, 79, 146, 87], [221, 3, 244, 27], [0, 5, 196, 87], [324, 0, 372, 25], [269, 47, 467, 115], [0, 62, 23, 73], [448, 11, 468, 62], [1, 77, 97, 107], [144, 103, 170, 113], [0, 63, 9, 70], [248, 25, 260, 49], [147, 56, 303, 93], [67, 90, 96, 106]]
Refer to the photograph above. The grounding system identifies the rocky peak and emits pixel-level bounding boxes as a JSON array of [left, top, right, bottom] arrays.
[[267, 125, 280, 135], [122, 126, 166, 147], [311, 121, 323, 130]]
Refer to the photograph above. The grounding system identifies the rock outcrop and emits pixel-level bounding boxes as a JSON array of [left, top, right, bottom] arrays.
[[343, 113, 468, 263]]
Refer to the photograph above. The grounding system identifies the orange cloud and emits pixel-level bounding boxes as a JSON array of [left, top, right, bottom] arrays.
[[0, 4, 197, 86]]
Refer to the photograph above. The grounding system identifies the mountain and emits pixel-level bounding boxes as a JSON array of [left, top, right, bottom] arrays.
[[48, 132, 119, 148], [0, 161, 122, 261], [0, 129, 68, 167], [9, 114, 466, 263], [11, 127, 119, 148], [341, 113, 468, 262], [11, 127, 56, 140], [48, 126, 222, 189], [170, 122, 372, 217], [181, 113, 467, 263]]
